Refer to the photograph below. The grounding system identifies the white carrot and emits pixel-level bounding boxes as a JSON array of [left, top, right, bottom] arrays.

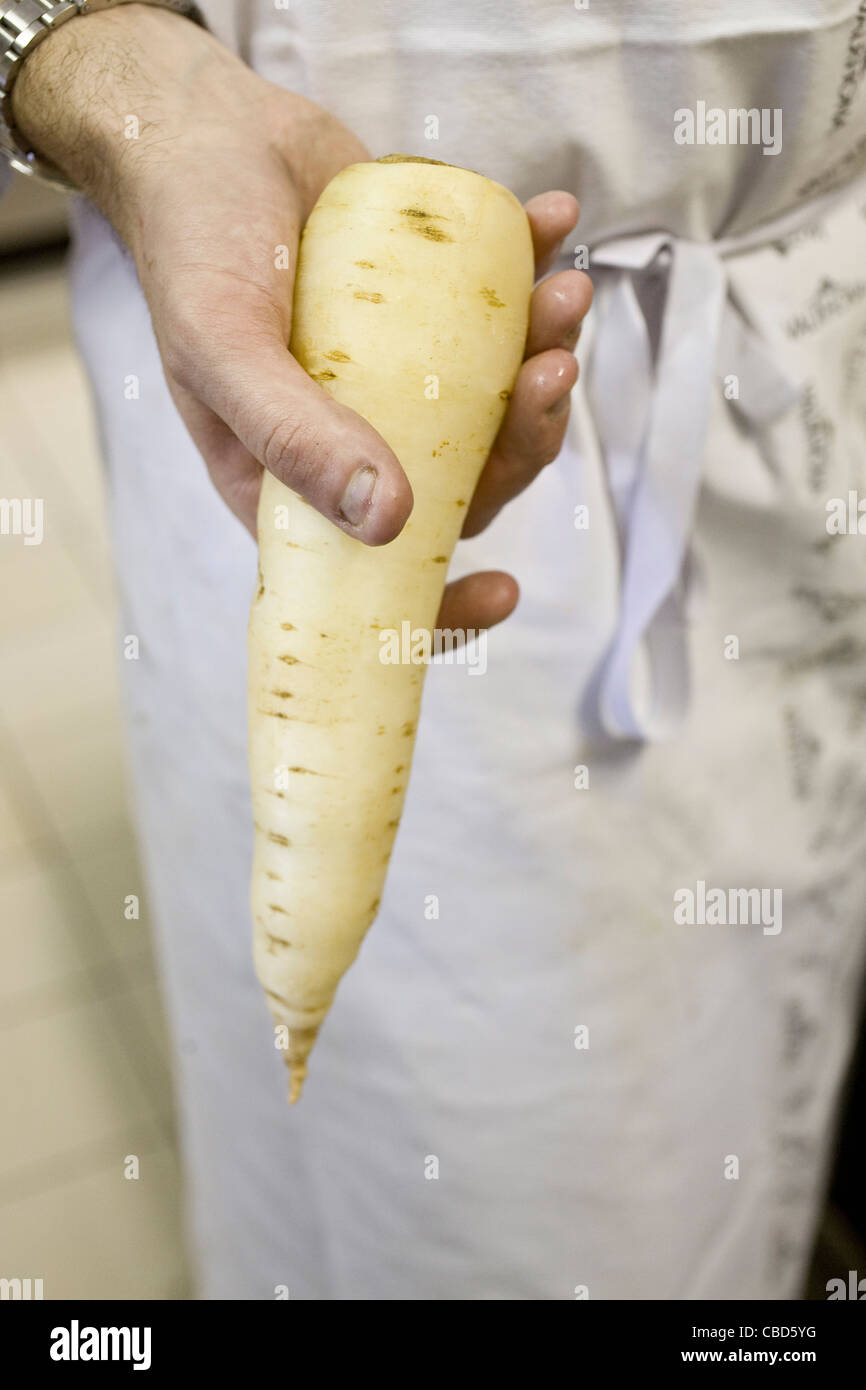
[[248, 156, 533, 1100]]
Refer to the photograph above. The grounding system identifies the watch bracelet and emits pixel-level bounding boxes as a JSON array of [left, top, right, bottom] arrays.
[[0, 0, 206, 189]]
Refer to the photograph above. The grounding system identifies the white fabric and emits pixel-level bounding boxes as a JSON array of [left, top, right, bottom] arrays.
[[49, 0, 866, 1298], [587, 179, 859, 740]]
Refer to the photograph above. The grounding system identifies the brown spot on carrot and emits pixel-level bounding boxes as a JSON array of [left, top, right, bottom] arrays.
[[431, 555, 447, 563], [325, 350, 351, 362], [289, 766, 322, 775], [268, 903, 290, 915], [414, 224, 452, 242], [310, 369, 337, 383], [267, 934, 293, 948], [280, 622, 296, 631], [455, 498, 466, 507], [394, 764, 405, 773], [267, 832, 291, 847], [263, 710, 292, 720], [401, 721, 416, 737], [354, 290, 385, 303], [271, 689, 293, 699], [368, 898, 380, 915], [399, 208, 452, 242], [499, 388, 512, 401], [265, 789, 286, 798], [480, 287, 505, 308], [354, 259, 376, 269], [386, 818, 400, 829], [265, 871, 283, 881], [390, 786, 401, 795], [278, 654, 299, 665]]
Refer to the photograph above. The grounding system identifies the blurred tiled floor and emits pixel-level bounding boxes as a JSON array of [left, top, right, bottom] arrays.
[[0, 247, 190, 1300]]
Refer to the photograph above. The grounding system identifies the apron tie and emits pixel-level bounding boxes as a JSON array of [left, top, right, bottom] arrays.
[[586, 231, 801, 742]]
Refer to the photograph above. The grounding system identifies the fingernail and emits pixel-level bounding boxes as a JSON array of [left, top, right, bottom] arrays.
[[338, 466, 377, 526]]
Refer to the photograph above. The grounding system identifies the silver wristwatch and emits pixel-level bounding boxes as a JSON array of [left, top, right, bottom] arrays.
[[0, 0, 205, 190]]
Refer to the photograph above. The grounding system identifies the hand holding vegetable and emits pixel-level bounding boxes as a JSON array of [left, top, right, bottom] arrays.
[[12, 2, 592, 631], [11, 5, 594, 1100]]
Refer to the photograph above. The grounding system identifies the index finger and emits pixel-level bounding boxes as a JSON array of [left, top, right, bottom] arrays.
[[524, 191, 581, 278]]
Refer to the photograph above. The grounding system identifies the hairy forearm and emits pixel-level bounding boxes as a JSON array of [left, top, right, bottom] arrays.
[[9, 4, 255, 236]]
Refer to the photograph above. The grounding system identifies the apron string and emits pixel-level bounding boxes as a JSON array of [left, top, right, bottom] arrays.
[[586, 232, 801, 741]]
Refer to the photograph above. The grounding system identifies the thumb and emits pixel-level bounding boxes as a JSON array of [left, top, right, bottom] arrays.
[[170, 310, 414, 546]]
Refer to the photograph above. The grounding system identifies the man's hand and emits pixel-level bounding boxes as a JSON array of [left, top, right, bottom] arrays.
[[12, 2, 592, 630]]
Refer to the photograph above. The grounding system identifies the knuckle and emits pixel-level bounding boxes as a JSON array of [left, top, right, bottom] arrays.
[[261, 415, 313, 489]]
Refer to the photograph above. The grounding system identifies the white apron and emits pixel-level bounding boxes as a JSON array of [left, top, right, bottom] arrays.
[[56, 0, 866, 1297]]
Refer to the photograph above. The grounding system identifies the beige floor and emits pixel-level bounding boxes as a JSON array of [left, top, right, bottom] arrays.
[[0, 250, 190, 1300]]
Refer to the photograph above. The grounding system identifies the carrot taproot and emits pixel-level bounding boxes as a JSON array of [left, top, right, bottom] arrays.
[[249, 156, 533, 1100]]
